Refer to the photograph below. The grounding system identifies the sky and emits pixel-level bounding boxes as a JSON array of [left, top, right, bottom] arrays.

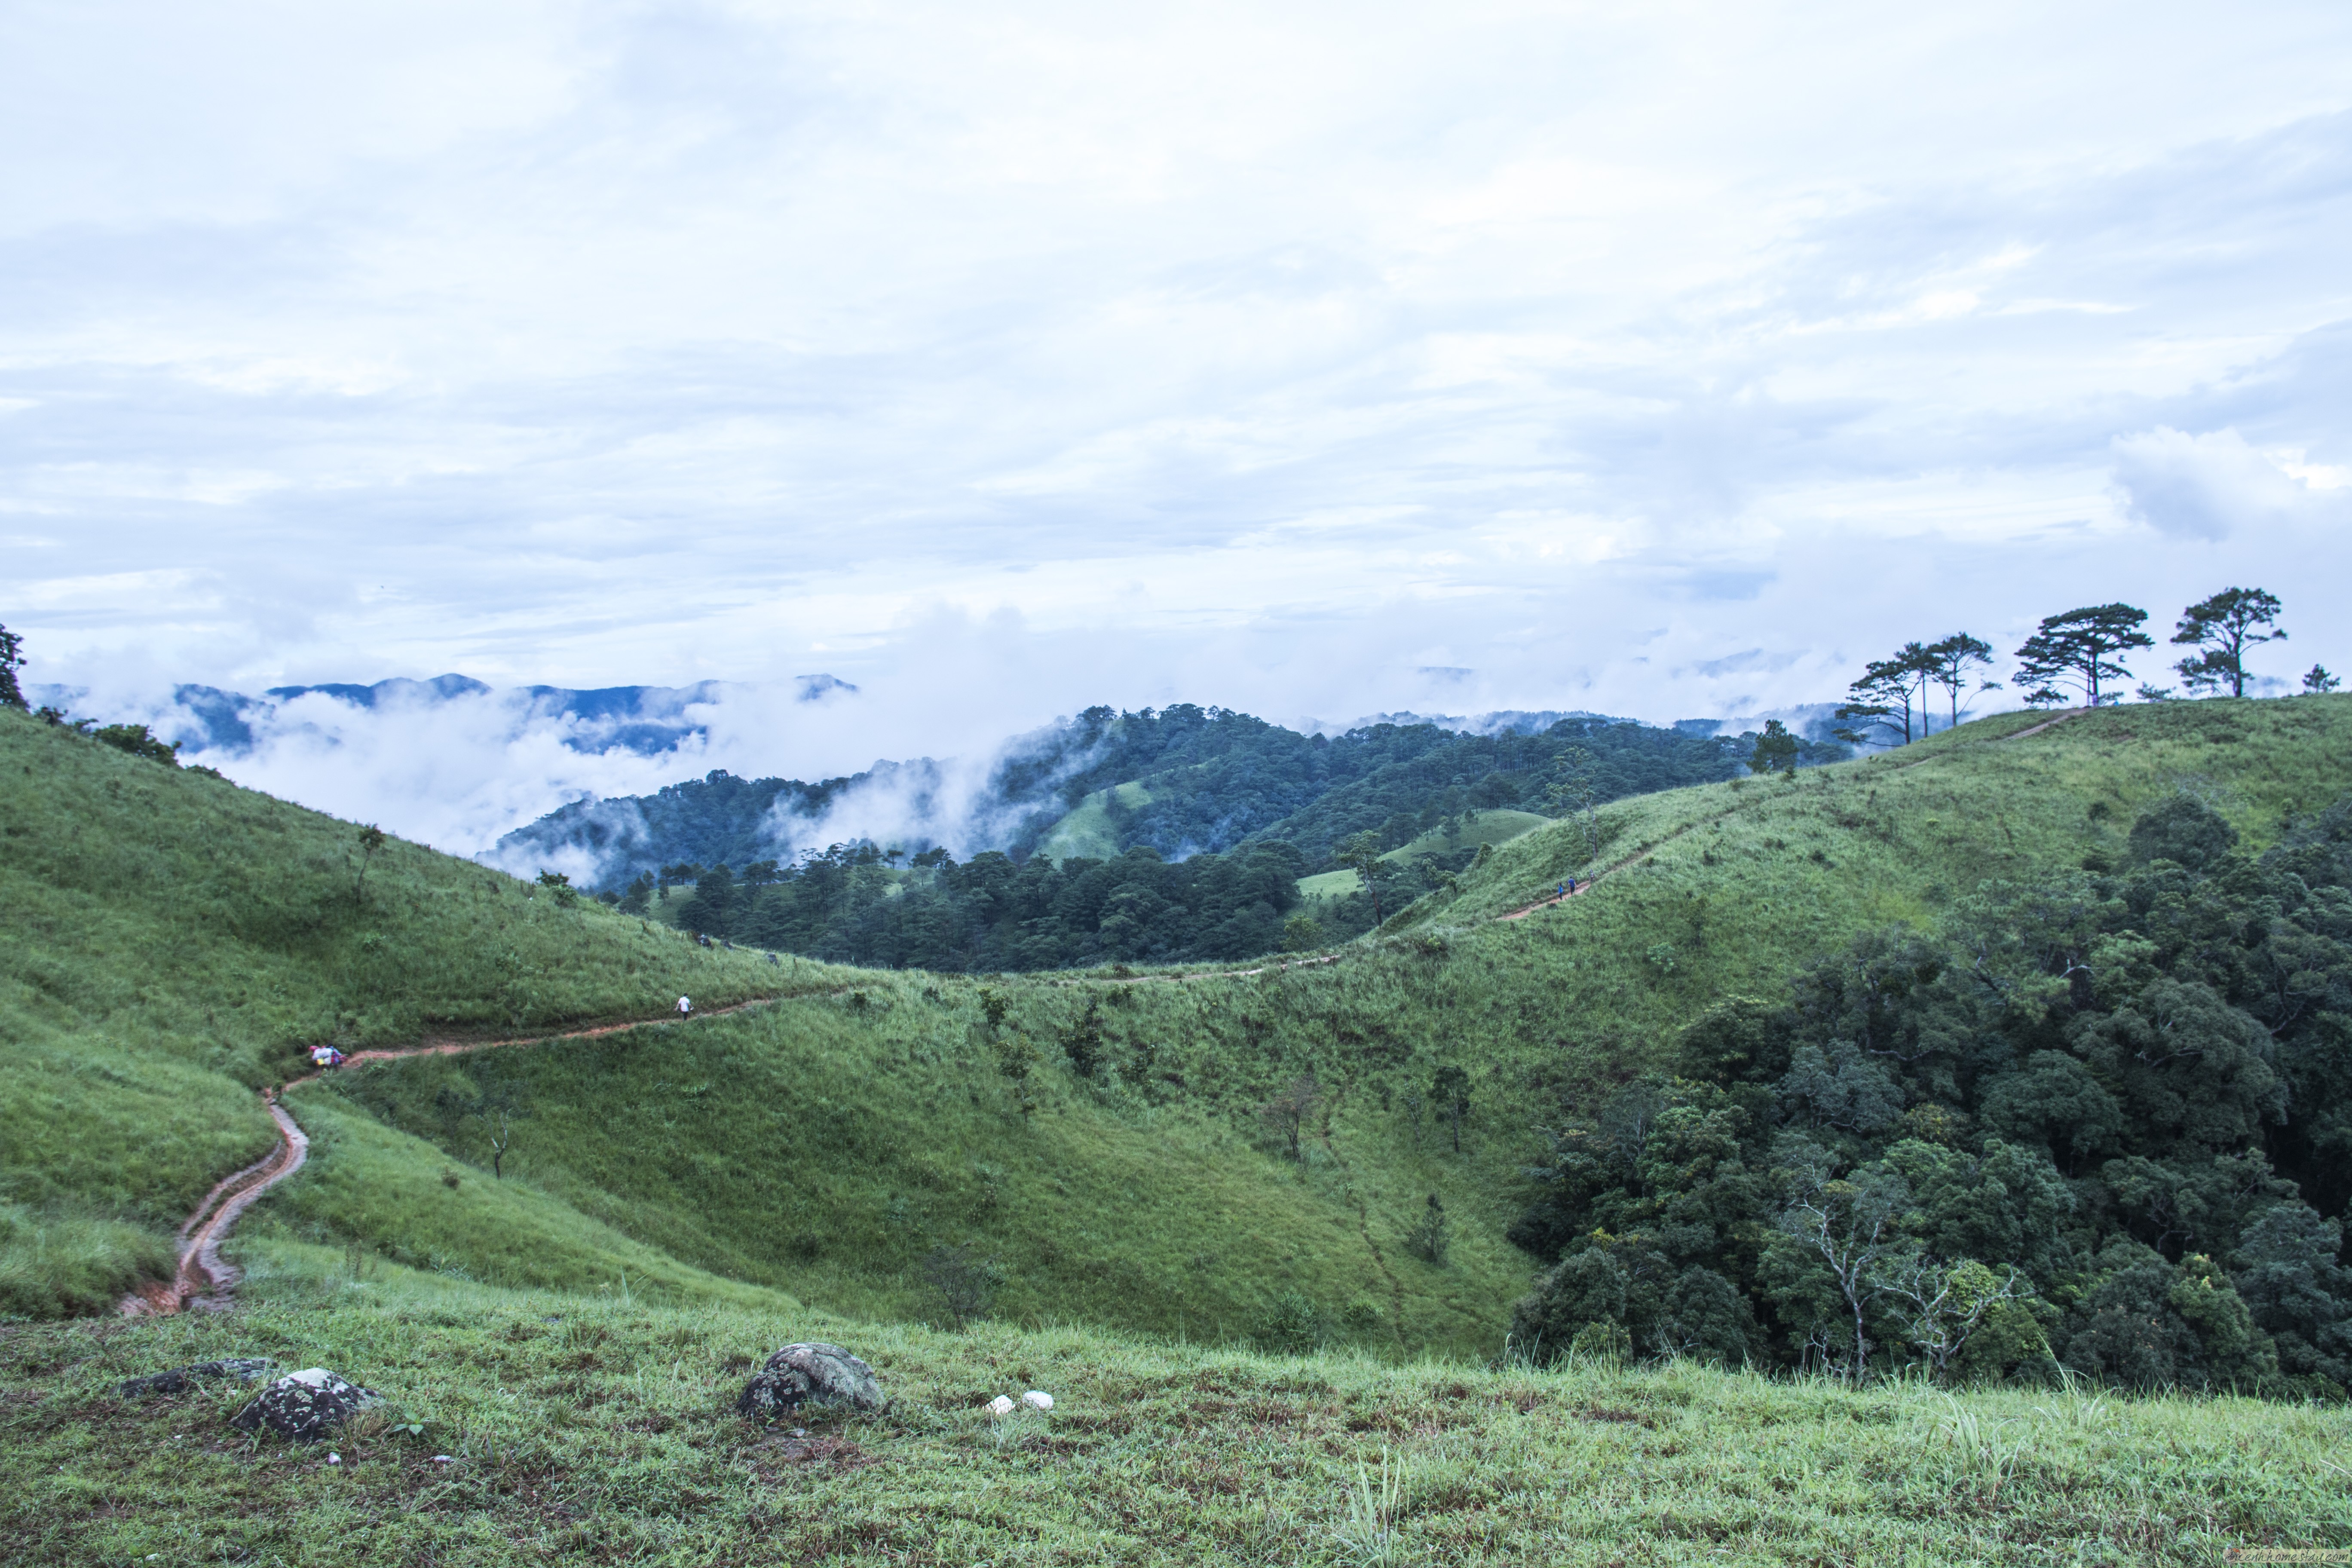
[[4, 0, 2348, 849]]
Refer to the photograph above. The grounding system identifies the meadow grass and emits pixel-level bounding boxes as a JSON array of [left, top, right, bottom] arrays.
[[286, 986, 1530, 1350], [3, 1260, 2344, 1566], [0, 1202, 176, 1320], [1295, 808, 1550, 901]]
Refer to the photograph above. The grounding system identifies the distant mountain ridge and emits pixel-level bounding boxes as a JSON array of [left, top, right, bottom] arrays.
[[31, 672, 857, 758]]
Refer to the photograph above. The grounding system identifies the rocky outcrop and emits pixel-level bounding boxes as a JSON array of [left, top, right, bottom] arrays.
[[120, 1358, 280, 1399], [735, 1342, 886, 1419], [228, 1368, 383, 1442]]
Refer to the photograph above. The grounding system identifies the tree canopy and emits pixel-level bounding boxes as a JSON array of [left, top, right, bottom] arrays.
[[674, 838, 1311, 971], [1506, 790, 2352, 1393]]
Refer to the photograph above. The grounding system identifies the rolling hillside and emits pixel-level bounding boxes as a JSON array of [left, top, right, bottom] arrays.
[[6, 695, 2351, 1561], [9, 695, 2349, 1347]]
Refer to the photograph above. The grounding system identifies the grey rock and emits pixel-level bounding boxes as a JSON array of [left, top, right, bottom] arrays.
[[228, 1368, 383, 1442], [735, 1342, 885, 1419], [121, 1357, 280, 1399]]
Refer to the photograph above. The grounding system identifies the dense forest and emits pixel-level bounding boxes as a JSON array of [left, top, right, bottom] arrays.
[[643, 840, 1314, 971], [1507, 792, 2352, 1395]]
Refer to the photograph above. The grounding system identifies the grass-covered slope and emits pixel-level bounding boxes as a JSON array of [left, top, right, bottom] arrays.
[[0, 709, 1531, 1341], [0, 710, 839, 1312], [8, 697, 2352, 1562], [262, 696, 2352, 1359], [7, 698, 2349, 1348], [281, 982, 1528, 1349], [6, 1263, 2345, 1566]]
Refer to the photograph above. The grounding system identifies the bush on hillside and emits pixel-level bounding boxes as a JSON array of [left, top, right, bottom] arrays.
[[1254, 1289, 1327, 1354], [922, 1243, 1002, 1330], [91, 723, 180, 766]]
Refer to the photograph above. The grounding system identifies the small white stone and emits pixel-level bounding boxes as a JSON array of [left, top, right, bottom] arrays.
[[1020, 1390, 1053, 1411], [986, 1395, 1016, 1416], [327, 1452, 341, 1465]]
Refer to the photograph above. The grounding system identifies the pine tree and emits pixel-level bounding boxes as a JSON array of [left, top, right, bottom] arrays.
[[1919, 633, 1997, 729], [1749, 719, 1801, 775], [0, 624, 26, 712], [2171, 587, 2285, 698], [2013, 604, 2153, 707]]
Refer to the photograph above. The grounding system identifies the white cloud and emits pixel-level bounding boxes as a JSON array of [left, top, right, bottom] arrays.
[[2, 0, 2349, 827], [2109, 427, 2338, 540]]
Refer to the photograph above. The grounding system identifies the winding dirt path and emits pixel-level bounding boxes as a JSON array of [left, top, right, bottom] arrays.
[[1496, 875, 1603, 921], [2002, 706, 2088, 740], [1048, 952, 1347, 989], [119, 990, 815, 1317], [276, 992, 796, 1092]]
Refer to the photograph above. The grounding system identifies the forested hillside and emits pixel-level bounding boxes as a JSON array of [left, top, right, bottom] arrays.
[[1507, 789, 2352, 1393], [1234, 714, 1836, 864], [510, 704, 1831, 970], [499, 703, 1481, 882]]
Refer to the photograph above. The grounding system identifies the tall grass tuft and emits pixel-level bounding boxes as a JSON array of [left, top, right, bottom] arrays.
[[1332, 1446, 1412, 1566]]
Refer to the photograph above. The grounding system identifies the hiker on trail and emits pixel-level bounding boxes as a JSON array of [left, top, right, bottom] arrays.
[[1567, 875, 1578, 895], [309, 1045, 345, 1069], [677, 995, 692, 1017], [1556, 883, 1565, 898]]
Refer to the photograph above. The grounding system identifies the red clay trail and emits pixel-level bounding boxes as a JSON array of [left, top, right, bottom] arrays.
[[119, 991, 805, 1317]]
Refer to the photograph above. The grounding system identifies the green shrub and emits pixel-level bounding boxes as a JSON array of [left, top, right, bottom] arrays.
[[1256, 1289, 1326, 1353]]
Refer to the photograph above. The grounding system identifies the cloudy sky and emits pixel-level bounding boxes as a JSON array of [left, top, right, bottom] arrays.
[[5, 0, 2349, 838]]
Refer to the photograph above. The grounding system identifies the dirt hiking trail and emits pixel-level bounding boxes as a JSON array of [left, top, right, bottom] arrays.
[[120, 991, 807, 1317]]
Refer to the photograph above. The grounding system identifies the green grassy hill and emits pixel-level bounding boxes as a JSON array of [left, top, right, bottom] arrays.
[[6, 697, 2352, 1560], [0, 711, 841, 1314], [0, 710, 1528, 1344]]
